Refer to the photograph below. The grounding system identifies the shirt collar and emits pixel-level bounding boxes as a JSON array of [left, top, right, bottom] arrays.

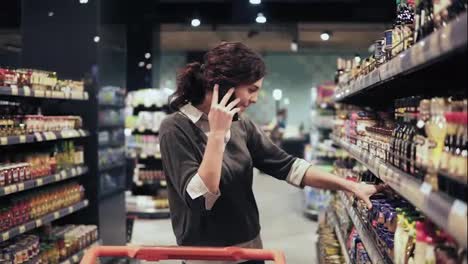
[[179, 103, 206, 124]]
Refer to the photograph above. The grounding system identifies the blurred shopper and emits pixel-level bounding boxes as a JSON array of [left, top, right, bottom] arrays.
[[160, 42, 383, 264]]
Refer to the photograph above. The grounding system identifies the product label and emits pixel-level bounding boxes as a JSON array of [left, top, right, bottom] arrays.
[[4, 186, 11, 195], [19, 226, 26, 233], [35, 219, 42, 227], [34, 132, 43, 142], [23, 87, 31, 96], [18, 183, 24, 191], [9, 185, 18, 194], [36, 178, 43, 186], [71, 168, 77, 176], [2, 232, 9, 241], [61, 170, 67, 179], [448, 200, 467, 244], [19, 135, 26, 143], [0, 137, 8, 145], [420, 182, 432, 196], [73, 255, 79, 262], [11, 86, 18, 95], [54, 212, 60, 219], [55, 174, 61, 181], [68, 207, 73, 214]]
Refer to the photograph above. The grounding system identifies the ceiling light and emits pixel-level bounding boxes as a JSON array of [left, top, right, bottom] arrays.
[[290, 41, 298, 52], [138, 61, 145, 67], [273, 89, 282, 101], [256, 13, 267, 24], [93, 36, 100, 43], [320, 32, 330, 41], [144, 53, 151, 59], [48, 11, 54, 17], [284, 98, 290, 105], [191, 18, 201, 27], [146, 64, 152, 70], [250, 0, 261, 4], [79, 0, 88, 4]]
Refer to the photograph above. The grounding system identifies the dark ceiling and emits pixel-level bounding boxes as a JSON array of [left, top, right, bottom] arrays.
[[1, 0, 395, 29], [107, 0, 395, 24]]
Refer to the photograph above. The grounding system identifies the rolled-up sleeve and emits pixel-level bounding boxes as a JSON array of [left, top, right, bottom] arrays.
[[186, 173, 221, 210], [244, 118, 310, 187]]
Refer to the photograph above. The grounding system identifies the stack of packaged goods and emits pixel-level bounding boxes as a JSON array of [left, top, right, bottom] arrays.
[[334, 97, 467, 200], [333, 157, 467, 264], [317, 222, 346, 264], [137, 169, 165, 184], [335, 0, 467, 89], [347, 228, 372, 264], [98, 147, 125, 170], [0, 141, 85, 187], [0, 102, 83, 137], [0, 183, 85, 232], [0, 68, 85, 96], [0, 224, 98, 264]]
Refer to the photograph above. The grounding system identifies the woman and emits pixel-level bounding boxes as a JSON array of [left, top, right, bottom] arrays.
[[160, 42, 381, 264]]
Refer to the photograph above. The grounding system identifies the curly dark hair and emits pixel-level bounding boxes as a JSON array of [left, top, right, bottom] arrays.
[[170, 42, 266, 109]]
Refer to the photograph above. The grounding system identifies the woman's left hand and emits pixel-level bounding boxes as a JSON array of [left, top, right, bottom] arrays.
[[352, 183, 386, 209]]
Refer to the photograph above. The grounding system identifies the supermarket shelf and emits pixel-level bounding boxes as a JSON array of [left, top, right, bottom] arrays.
[[128, 150, 162, 160], [0, 86, 89, 100], [60, 240, 100, 264], [332, 135, 468, 247], [338, 192, 388, 264], [0, 129, 89, 146], [0, 200, 89, 243], [304, 208, 319, 221], [138, 180, 167, 187], [0, 165, 88, 197], [328, 211, 351, 264], [132, 129, 159, 135], [316, 240, 321, 264], [335, 11, 467, 102], [126, 207, 171, 219], [132, 104, 169, 115]]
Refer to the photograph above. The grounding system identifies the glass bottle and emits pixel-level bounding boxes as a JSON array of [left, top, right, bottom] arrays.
[[425, 98, 447, 190]]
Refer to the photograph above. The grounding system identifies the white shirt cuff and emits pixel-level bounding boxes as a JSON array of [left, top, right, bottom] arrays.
[[286, 158, 311, 187], [186, 173, 221, 210]]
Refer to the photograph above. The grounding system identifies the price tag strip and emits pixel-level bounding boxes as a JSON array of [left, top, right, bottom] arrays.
[[23, 87, 31, 96], [2, 232, 9, 241], [448, 200, 468, 247]]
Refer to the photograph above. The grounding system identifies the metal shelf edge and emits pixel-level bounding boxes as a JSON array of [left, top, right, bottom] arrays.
[[0, 200, 89, 243], [0, 165, 88, 197], [332, 136, 468, 247], [334, 11, 467, 102]]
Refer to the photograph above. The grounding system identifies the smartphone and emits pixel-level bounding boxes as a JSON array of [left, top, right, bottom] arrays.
[[218, 82, 239, 121]]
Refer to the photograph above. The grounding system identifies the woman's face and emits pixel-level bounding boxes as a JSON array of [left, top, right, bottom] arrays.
[[234, 77, 264, 112]]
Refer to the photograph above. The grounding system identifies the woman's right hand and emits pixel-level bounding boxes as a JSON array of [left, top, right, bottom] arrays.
[[208, 84, 241, 135]]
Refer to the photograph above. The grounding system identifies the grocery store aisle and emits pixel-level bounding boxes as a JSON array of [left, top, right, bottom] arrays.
[[130, 170, 318, 263]]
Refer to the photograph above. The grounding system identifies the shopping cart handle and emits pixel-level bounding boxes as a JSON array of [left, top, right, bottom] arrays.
[[81, 245, 286, 264]]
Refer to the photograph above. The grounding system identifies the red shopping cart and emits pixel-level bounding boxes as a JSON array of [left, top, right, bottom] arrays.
[[80, 246, 286, 264]]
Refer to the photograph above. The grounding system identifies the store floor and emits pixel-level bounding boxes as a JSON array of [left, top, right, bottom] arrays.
[[130, 170, 318, 263]]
